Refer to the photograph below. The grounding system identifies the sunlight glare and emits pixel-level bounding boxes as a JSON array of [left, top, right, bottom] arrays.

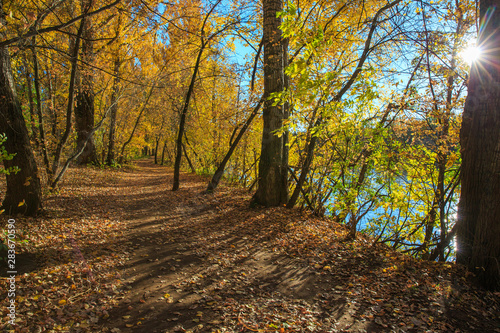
[[461, 44, 482, 65]]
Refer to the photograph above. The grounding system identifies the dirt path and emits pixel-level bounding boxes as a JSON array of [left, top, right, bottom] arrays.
[[95, 160, 499, 333], [94, 159, 325, 332], [2, 159, 499, 333]]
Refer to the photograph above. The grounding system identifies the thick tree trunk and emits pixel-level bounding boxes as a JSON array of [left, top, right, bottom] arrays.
[[51, 100, 112, 188], [0, 5, 42, 215], [456, 0, 500, 290], [253, 0, 288, 206], [106, 57, 120, 165], [75, 0, 98, 165], [75, 90, 97, 164]]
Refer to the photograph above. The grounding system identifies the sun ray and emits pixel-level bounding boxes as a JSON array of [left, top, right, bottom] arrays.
[[461, 44, 482, 65]]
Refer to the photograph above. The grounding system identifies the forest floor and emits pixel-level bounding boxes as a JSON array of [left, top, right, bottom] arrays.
[[1, 158, 499, 333]]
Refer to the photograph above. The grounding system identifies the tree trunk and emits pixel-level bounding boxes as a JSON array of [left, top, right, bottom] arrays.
[[456, 0, 500, 290], [154, 138, 160, 164], [287, 117, 320, 208], [22, 56, 39, 145], [51, 20, 85, 177], [106, 57, 120, 165], [75, 0, 98, 165], [206, 97, 263, 192], [182, 143, 196, 173], [47, 61, 58, 138], [171, 0, 223, 190], [31, 37, 51, 177], [286, 0, 401, 210], [75, 89, 97, 164], [51, 99, 112, 188], [173, 40, 206, 190], [0, 4, 42, 216], [252, 0, 288, 206], [161, 141, 167, 165], [118, 82, 155, 164]]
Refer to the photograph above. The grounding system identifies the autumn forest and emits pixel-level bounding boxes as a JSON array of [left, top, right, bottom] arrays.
[[1, 0, 499, 331]]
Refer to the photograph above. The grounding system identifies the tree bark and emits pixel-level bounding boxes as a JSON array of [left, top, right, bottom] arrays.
[[182, 143, 196, 173], [47, 61, 58, 138], [75, 0, 98, 165], [160, 141, 167, 165], [51, 98, 112, 188], [51, 20, 85, 177], [22, 56, 38, 145], [172, 40, 206, 190], [106, 57, 120, 165], [162, 141, 173, 166], [118, 82, 155, 164], [456, 0, 500, 290], [0, 2, 42, 216], [171, 0, 225, 190], [206, 97, 263, 192], [154, 138, 160, 164], [252, 0, 288, 206], [31, 37, 51, 176]]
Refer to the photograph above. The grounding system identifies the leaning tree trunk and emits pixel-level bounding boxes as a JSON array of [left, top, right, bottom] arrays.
[[75, 0, 98, 165], [160, 142, 167, 165], [52, 19, 85, 177], [286, 0, 401, 211], [456, 0, 500, 290], [172, 40, 206, 190], [206, 97, 263, 192], [171, 0, 223, 190], [31, 36, 51, 177], [252, 0, 288, 206], [117, 81, 155, 164], [0, 5, 42, 216]]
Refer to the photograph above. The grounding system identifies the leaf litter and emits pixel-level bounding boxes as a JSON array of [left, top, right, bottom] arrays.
[[1, 159, 499, 333]]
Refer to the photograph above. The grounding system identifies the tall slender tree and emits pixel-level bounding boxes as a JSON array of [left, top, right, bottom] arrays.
[[107, 57, 121, 166], [252, 0, 288, 206], [171, 0, 233, 191], [51, 19, 85, 178], [456, 0, 500, 290], [206, 97, 264, 192]]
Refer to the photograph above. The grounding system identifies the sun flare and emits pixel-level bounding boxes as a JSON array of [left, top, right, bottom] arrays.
[[461, 45, 482, 64]]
